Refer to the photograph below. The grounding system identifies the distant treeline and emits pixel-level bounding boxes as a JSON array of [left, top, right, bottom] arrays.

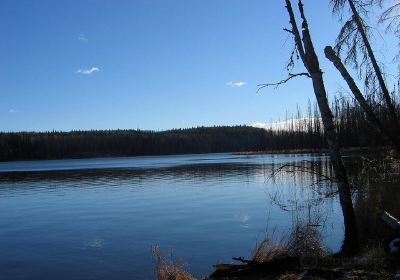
[[0, 96, 398, 161], [0, 126, 276, 161]]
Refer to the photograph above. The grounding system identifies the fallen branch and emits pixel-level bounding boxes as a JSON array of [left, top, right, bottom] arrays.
[[210, 256, 298, 278], [209, 256, 344, 279], [381, 211, 400, 232], [232, 256, 254, 264]]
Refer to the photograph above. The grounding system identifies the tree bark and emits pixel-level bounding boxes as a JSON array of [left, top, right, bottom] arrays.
[[324, 46, 400, 152], [285, 0, 359, 254], [347, 0, 400, 133]]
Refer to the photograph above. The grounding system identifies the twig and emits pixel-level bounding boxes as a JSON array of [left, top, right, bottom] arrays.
[[258, 72, 311, 92], [232, 256, 254, 264]]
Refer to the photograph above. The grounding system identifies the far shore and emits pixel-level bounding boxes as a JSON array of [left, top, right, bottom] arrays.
[[0, 146, 388, 163], [236, 146, 377, 155]]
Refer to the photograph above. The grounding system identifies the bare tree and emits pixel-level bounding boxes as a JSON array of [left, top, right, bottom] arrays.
[[325, 46, 400, 151], [263, 0, 359, 254], [331, 0, 400, 134], [379, 1, 400, 39]]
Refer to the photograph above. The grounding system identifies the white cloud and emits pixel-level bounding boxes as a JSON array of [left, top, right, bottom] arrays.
[[76, 67, 99, 75], [252, 118, 322, 131], [252, 122, 268, 129], [226, 81, 246, 88], [8, 109, 18, 113], [78, 34, 88, 43]]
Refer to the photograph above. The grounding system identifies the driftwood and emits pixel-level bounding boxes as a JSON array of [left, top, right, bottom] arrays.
[[209, 256, 298, 278], [208, 256, 343, 279], [231, 256, 255, 265], [381, 211, 400, 232]]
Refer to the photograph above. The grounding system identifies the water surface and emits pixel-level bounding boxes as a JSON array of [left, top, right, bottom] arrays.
[[0, 153, 344, 279]]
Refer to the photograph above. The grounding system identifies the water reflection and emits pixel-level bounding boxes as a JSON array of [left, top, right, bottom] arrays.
[[0, 154, 343, 279]]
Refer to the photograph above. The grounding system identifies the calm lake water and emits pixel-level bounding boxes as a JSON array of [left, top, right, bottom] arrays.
[[0, 153, 344, 279]]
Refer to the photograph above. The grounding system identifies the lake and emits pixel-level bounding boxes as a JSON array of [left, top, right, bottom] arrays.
[[0, 153, 344, 279]]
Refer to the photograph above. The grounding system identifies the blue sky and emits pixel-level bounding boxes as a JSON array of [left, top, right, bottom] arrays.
[[0, 0, 395, 132]]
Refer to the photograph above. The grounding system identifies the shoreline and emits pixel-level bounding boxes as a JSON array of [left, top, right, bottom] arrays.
[[237, 146, 373, 155], [1, 146, 384, 163]]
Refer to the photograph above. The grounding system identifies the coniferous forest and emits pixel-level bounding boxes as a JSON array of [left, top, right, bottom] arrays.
[[1, 96, 398, 161]]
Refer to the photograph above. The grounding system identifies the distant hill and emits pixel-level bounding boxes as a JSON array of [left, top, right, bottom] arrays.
[[0, 126, 325, 161]]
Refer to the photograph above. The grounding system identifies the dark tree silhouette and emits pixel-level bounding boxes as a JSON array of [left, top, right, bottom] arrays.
[[331, 0, 400, 136], [324, 46, 400, 152], [277, 0, 359, 254]]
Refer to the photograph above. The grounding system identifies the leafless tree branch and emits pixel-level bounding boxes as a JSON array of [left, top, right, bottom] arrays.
[[257, 72, 311, 92]]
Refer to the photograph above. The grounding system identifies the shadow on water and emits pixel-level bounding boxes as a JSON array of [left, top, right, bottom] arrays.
[[0, 153, 378, 279]]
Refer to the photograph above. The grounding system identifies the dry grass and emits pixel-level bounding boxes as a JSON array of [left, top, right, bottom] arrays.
[[251, 223, 326, 264], [151, 246, 196, 280], [251, 239, 287, 263], [285, 223, 326, 258]]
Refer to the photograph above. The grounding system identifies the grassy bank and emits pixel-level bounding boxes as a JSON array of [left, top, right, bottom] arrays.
[[153, 224, 396, 280]]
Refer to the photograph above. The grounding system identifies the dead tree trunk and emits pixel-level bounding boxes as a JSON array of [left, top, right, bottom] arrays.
[[324, 46, 400, 152], [285, 0, 358, 254], [347, 0, 400, 133]]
